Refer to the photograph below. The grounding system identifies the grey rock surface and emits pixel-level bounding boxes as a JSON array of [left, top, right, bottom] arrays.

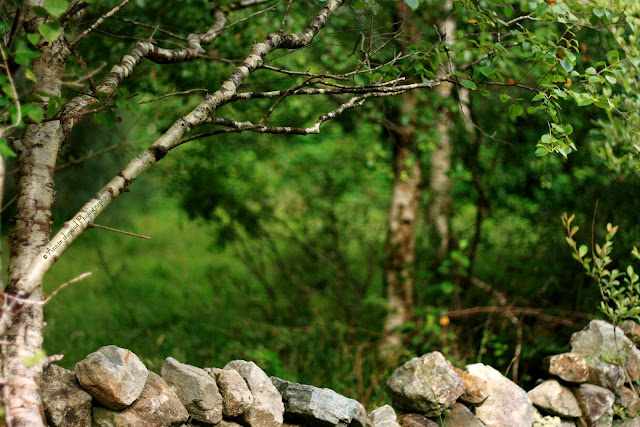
[[41, 364, 92, 427], [369, 405, 400, 427], [75, 345, 148, 410], [528, 379, 582, 418], [587, 360, 625, 391], [205, 367, 253, 417], [386, 352, 463, 416], [620, 320, 640, 347], [161, 357, 223, 424], [544, 353, 590, 383], [570, 320, 640, 381], [92, 372, 189, 427], [573, 383, 614, 427], [225, 360, 284, 427], [271, 376, 372, 427], [616, 385, 640, 413], [466, 363, 534, 427], [443, 402, 485, 427]]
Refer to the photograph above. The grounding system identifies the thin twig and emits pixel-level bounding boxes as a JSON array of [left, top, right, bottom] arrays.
[[140, 89, 208, 104], [71, 0, 132, 48], [43, 272, 92, 305], [89, 223, 151, 240]]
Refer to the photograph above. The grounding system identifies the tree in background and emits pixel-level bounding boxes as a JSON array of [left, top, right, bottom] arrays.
[[0, 0, 638, 424]]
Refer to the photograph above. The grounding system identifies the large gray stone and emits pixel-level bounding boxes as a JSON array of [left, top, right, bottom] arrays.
[[92, 372, 189, 427], [161, 357, 223, 424], [271, 377, 372, 427], [528, 379, 582, 418], [386, 352, 463, 416], [620, 320, 640, 347], [466, 363, 534, 427], [225, 360, 284, 427], [453, 366, 489, 405], [573, 384, 614, 427], [75, 345, 148, 409], [443, 402, 485, 427], [616, 385, 640, 413], [587, 361, 625, 391], [544, 353, 590, 384], [570, 320, 640, 381], [369, 405, 400, 427], [205, 367, 253, 417], [41, 364, 92, 427]]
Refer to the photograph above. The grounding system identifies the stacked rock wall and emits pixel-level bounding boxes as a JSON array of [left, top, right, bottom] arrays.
[[41, 320, 640, 427]]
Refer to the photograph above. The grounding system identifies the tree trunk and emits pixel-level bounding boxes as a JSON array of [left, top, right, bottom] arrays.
[[1, 4, 67, 423], [380, 92, 422, 355], [428, 0, 455, 259]]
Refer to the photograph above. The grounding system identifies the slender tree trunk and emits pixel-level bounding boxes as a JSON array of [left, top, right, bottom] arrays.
[[1, 3, 67, 423], [428, 0, 455, 259], [381, 92, 422, 355]]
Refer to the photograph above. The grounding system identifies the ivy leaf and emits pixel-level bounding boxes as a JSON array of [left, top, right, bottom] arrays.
[[560, 60, 573, 72], [404, 0, 419, 11], [38, 21, 62, 42], [44, 0, 69, 17]]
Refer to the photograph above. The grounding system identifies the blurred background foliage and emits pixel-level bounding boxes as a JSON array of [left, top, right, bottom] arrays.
[[1, 0, 638, 410]]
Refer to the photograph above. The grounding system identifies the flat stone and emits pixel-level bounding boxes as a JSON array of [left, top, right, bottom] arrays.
[[528, 379, 582, 418], [369, 405, 400, 427], [161, 357, 223, 424], [453, 366, 489, 405], [573, 384, 614, 427], [75, 345, 148, 409], [443, 402, 485, 427], [386, 352, 463, 416], [271, 377, 371, 426], [92, 372, 189, 427], [225, 360, 284, 427], [41, 364, 92, 427], [570, 320, 640, 381], [205, 367, 253, 417], [466, 363, 534, 427], [544, 353, 590, 383], [397, 414, 439, 427]]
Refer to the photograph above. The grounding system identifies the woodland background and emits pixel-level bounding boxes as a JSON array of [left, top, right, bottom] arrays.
[[1, 0, 639, 412]]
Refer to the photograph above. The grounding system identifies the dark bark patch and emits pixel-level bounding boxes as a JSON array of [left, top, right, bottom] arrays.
[[148, 145, 168, 161], [118, 173, 132, 192]]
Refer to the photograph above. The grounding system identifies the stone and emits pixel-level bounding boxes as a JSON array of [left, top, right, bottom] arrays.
[[453, 366, 489, 405], [617, 385, 640, 413], [570, 320, 640, 381], [161, 357, 223, 424], [75, 345, 148, 410], [587, 361, 625, 391], [92, 372, 189, 427], [573, 384, 614, 427], [620, 320, 640, 347], [271, 376, 372, 427], [544, 353, 590, 383], [217, 422, 245, 427], [225, 360, 284, 427], [369, 405, 400, 427], [41, 364, 92, 427], [443, 402, 485, 427], [466, 363, 534, 427], [205, 367, 253, 417], [396, 414, 439, 427], [386, 352, 464, 416], [619, 419, 640, 427], [528, 379, 582, 418]]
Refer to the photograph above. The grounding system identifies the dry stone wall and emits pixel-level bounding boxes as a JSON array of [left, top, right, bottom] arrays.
[[41, 320, 640, 427]]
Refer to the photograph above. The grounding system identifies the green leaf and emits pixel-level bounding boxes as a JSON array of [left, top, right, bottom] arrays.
[[585, 67, 597, 75], [560, 60, 574, 72], [532, 93, 546, 102], [509, 104, 523, 117], [14, 39, 40, 66], [353, 1, 367, 11], [26, 33, 41, 46], [460, 80, 477, 90], [31, 6, 49, 17], [535, 147, 548, 157], [404, 0, 419, 11], [24, 68, 38, 83], [0, 139, 16, 158], [500, 93, 510, 103], [593, 8, 605, 18], [44, 0, 69, 17], [38, 21, 62, 42], [22, 104, 44, 123], [478, 66, 495, 78], [579, 245, 588, 257]]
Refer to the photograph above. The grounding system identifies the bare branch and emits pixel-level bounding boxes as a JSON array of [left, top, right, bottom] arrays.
[[89, 223, 151, 240], [43, 272, 92, 305], [71, 0, 132, 48]]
